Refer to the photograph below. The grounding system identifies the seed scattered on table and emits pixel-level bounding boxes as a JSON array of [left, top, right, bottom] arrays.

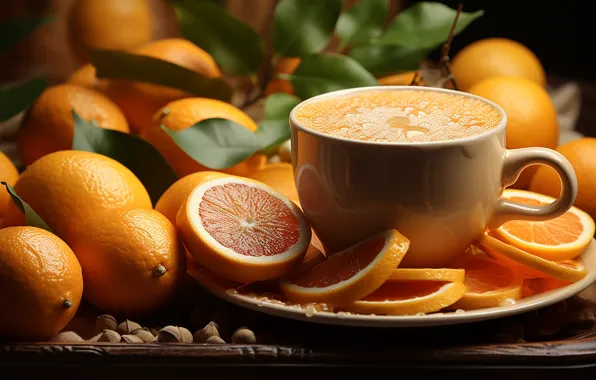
[[117, 320, 142, 335], [95, 314, 117, 334], [194, 321, 220, 343]]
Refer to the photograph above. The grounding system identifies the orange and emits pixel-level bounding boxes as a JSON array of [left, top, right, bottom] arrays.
[[0, 227, 83, 340], [478, 234, 587, 283], [106, 38, 222, 133], [177, 175, 311, 284], [522, 277, 571, 297], [341, 281, 467, 316], [449, 254, 523, 310], [248, 163, 299, 204], [264, 57, 300, 96], [530, 138, 596, 220], [388, 268, 465, 283], [377, 72, 418, 86], [490, 190, 594, 261], [69, 208, 185, 315], [17, 84, 130, 166], [67, 64, 109, 93], [0, 152, 19, 218], [279, 229, 410, 306], [68, 0, 152, 63], [451, 38, 546, 92], [155, 171, 225, 225], [2, 151, 151, 245], [469, 76, 558, 188], [142, 97, 266, 178]]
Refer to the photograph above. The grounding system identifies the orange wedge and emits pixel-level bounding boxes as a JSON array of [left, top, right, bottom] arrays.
[[341, 281, 467, 316], [177, 175, 312, 284], [491, 189, 594, 261], [388, 268, 465, 282], [279, 229, 410, 307], [478, 234, 587, 283], [449, 254, 523, 310]]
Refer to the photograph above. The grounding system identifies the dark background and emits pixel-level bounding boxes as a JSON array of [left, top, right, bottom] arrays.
[[408, 0, 588, 82]]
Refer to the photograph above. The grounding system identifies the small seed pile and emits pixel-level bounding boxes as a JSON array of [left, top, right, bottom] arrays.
[[49, 314, 257, 345]]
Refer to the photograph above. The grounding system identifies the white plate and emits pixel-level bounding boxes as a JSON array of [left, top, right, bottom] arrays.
[[189, 239, 596, 328]]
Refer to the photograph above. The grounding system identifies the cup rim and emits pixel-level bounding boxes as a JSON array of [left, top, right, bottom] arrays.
[[289, 85, 508, 147]]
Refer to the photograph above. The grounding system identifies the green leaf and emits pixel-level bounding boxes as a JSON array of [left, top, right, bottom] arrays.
[[336, 0, 387, 49], [374, 2, 483, 49], [348, 44, 426, 76], [162, 118, 262, 170], [174, 0, 264, 76], [256, 94, 302, 150], [1, 182, 52, 232], [0, 16, 52, 52], [0, 78, 46, 122], [72, 110, 177, 205], [273, 0, 342, 57], [91, 49, 233, 103], [288, 53, 377, 99]]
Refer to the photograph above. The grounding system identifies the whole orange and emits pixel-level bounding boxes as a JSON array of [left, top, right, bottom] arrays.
[[67, 64, 109, 93], [452, 38, 546, 92], [69, 0, 152, 63], [530, 138, 596, 219], [378, 72, 419, 86], [69, 208, 185, 315], [155, 171, 225, 225], [0, 227, 83, 340], [264, 57, 300, 96], [469, 76, 559, 188], [17, 84, 130, 166], [142, 97, 266, 178], [0, 152, 19, 218], [2, 151, 151, 244], [106, 38, 222, 133], [249, 163, 299, 204]]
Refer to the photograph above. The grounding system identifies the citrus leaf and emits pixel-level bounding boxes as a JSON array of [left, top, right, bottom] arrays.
[[256, 94, 302, 150], [374, 2, 483, 49], [273, 0, 342, 57], [336, 0, 387, 49], [91, 49, 233, 103], [0, 78, 46, 122], [288, 53, 377, 99], [348, 44, 426, 76], [174, 0, 264, 76], [72, 110, 177, 205], [161, 118, 262, 170], [0, 16, 52, 52], [1, 182, 52, 232]]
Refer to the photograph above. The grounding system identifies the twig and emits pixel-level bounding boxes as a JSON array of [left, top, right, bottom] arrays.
[[439, 2, 462, 90]]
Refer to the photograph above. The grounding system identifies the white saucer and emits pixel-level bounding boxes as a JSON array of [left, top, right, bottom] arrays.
[[189, 239, 596, 328]]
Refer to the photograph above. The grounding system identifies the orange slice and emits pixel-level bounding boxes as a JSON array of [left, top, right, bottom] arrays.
[[449, 254, 523, 310], [522, 277, 572, 297], [491, 189, 594, 261], [177, 175, 312, 284], [388, 268, 465, 282], [478, 234, 587, 283], [341, 281, 467, 316], [279, 229, 410, 307]]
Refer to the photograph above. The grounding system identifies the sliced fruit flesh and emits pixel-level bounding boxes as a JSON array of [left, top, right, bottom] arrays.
[[522, 277, 571, 297], [388, 268, 465, 283], [501, 196, 582, 245], [295, 236, 385, 288], [199, 183, 300, 257], [361, 281, 450, 302], [453, 255, 520, 293]]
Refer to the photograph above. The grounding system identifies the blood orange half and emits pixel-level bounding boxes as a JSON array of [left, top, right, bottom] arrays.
[[177, 175, 311, 284]]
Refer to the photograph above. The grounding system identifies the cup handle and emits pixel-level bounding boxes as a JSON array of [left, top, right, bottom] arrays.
[[488, 147, 578, 228]]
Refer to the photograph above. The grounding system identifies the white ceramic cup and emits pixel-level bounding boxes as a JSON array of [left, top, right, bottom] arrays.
[[290, 86, 578, 268]]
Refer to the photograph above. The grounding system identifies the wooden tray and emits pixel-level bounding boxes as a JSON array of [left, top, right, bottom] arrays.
[[2, 275, 596, 379]]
